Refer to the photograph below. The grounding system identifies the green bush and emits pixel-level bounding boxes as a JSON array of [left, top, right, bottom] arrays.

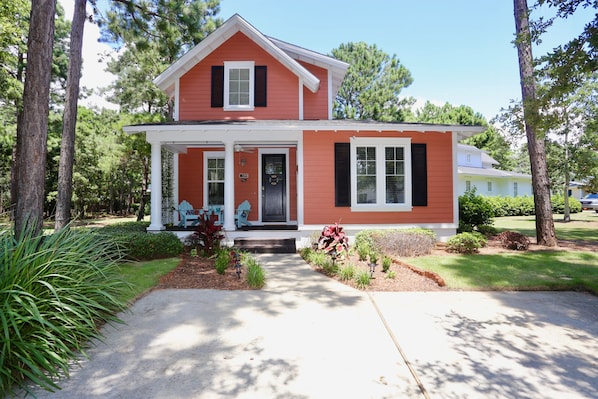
[[338, 264, 356, 281], [354, 270, 372, 289], [98, 222, 183, 260], [126, 232, 184, 260], [0, 224, 129, 396], [355, 228, 436, 257], [551, 195, 582, 214], [215, 249, 232, 275], [382, 256, 392, 273], [459, 189, 494, 232], [446, 232, 487, 254], [245, 257, 266, 289]]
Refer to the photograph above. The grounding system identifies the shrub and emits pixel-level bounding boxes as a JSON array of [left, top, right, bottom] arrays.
[[188, 213, 224, 256], [446, 232, 487, 254], [321, 259, 339, 276], [382, 256, 392, 273], [551, 195, 582, 214], [354, 270, 372, 289], [476, 224, 498, 237], [338, 264, 357, 281], [215, 248, 232, 275], [459, 189, 494, 232], [496, 231, 531, 250], [98, 223, 183, 260], [317, 223, 349, 258], [386, 270, 397, 279], [126, 232, 183, 260], [357, 245, 370, 261], [245, 257, 266, 289], [356, 228, 436, 257], [0, 224, 129, 396]]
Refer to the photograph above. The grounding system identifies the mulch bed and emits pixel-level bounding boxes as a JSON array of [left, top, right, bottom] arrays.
[[153, 239, 596, 292]]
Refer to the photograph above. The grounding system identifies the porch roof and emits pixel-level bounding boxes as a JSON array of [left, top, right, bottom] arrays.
[[123, 119, 486, 141]]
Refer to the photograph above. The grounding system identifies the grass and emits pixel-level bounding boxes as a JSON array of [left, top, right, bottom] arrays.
[[117, 258, 181, 303], [406, 250, 598, 294], [493, 211, 598, 242]]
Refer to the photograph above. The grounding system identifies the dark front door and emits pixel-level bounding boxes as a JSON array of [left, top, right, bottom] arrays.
[[262, 154, 286, 222]]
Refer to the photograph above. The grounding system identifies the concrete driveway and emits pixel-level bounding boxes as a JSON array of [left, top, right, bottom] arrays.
[[18, 254, 598, 398]]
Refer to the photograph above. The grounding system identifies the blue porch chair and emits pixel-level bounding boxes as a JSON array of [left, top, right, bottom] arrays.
[[235, 200, 252, 228], [177, 200, 200, 227]]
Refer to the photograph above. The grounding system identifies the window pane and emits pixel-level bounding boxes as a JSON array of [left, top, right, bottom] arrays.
[[357, 176, 376, 204], [386, 176, 404, 203], [208, 182, 224, 206], [239, 68, 250, 80], [384, 146, 405, 204]]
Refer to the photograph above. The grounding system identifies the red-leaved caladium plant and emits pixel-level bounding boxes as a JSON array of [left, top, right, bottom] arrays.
[[317, 223, 349, 257]]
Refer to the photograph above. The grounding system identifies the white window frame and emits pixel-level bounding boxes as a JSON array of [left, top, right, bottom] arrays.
[[465, 180, 471, 192], [513, 182, 518, 197], [224, 61, 254, 111], [487, 181, 493, 193], [350, 137, 412, 212], [203, 151, 225, 208]]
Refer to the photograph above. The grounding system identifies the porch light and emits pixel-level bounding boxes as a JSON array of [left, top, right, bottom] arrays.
[[368, 262, 376, 278]]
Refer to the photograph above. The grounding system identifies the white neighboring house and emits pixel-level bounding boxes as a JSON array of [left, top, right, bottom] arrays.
[[457, 144, 533, 197]]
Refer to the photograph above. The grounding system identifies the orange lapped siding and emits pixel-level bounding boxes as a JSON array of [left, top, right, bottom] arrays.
[[302, 130, 454, 225], [300, 61, 329, 120], [179, 32, 300, 121], [178, 147, 298, 222]]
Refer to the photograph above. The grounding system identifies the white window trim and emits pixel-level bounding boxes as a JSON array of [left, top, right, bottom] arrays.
[[350, 137, 412, 212], [203, 151, 225, 208], [224, 61, 255, 111]]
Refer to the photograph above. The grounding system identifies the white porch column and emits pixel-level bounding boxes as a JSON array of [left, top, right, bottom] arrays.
[[223, 141, 236, 231], [296, 136, 304, 225], [148, 141, 165, 231]]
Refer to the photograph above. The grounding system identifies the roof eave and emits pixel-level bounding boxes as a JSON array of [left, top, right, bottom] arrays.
[[154, 14, 321, 95]]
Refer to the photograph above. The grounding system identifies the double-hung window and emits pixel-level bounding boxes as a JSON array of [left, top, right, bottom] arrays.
[[204, 152, 225, 207], [350, 137, 412, 211], [224, 61, 254, 110]]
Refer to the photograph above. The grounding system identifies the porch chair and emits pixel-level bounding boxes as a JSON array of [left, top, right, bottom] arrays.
[[235, 200, 252, 229], [177, 200, 201, 227], [207, 206, 224, 225]]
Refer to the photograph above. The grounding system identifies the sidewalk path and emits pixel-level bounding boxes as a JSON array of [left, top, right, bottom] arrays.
[[17, 254, 598, 398]]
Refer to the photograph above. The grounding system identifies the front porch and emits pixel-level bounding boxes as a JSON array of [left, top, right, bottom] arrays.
[[135, 123, 304, 234]]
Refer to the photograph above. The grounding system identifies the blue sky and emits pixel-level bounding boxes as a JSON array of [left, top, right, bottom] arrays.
[[62, 0, 593, 120], [218, 0, 593, 120]]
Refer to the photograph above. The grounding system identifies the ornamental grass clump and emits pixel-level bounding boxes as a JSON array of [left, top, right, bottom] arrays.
[[0, 223, 129, 397]]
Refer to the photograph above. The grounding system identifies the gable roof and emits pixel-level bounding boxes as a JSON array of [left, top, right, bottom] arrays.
[[154, 14, 345, 97], [458, 143, 499, 165]]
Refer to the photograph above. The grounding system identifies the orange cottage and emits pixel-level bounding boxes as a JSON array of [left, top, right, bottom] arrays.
[[124, 14, 484, 248]]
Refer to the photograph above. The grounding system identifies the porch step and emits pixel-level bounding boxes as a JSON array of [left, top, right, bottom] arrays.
[[234, 238, 296, 254]]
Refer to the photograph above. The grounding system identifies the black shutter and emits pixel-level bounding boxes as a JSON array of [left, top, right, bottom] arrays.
[[254, 66, 267, 107], [411, 143, 428, 206], [211, 66, 224, 107], [335, 143, 351, 207]]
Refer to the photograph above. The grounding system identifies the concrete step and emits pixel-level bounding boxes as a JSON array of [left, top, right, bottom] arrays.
[[234, 238, 296, 254]]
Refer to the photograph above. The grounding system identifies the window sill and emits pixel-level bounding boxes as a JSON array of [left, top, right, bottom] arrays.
[[351, 204, 412, 212], [224, 106, 255, 112]]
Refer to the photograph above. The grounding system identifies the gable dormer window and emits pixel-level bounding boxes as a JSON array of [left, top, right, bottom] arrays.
[[224, 61, 254, 110], [211, 63, 267, 109]]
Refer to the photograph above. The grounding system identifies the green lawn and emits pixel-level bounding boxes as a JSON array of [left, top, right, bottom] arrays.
[[406, 251, 598, 294], [117, 257, 180, 303], [493, 211, 598, 242]]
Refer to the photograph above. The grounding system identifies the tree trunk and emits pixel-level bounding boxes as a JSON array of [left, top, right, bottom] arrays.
[[563, 125, 571, 222], [55, 0, 86, 230], [14, 0, 57, 237], [513, 0, 557, 246]]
